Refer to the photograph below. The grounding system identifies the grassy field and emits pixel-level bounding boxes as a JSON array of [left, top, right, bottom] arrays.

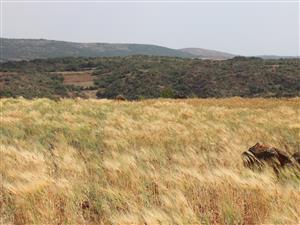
[[1, 98, 300, 225]]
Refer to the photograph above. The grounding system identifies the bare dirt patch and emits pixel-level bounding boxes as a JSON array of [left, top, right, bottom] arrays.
[[56, 71, 95, 87]]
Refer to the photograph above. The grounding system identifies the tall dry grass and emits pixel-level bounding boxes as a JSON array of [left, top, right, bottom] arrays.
[[0, 97, 300, 225]]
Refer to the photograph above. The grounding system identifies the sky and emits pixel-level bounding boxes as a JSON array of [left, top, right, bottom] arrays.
[[1, 0, 299, 56]]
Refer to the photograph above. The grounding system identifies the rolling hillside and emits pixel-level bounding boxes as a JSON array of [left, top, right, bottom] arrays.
[[0, 38, 237, 62], [1, 38, 298, 62], [1, 38, 195, 62], [179, 48, 235, 59]]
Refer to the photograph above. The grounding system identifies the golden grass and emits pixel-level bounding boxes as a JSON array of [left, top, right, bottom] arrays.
[[0, 97, 300, 225]]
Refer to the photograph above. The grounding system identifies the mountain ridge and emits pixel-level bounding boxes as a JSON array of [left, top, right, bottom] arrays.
[[1, 38, 234, 61], [1, 38, 298, 62]]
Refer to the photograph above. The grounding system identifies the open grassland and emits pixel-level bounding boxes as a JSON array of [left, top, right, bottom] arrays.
[[1, 98, 300, 225]]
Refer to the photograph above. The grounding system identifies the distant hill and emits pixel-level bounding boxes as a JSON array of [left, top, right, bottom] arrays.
[[257, 55, 300, 59], [0, 38, 239, 62], [179, 48, 235, 59], [1, 56, 299, 99], [1, 38, 195, 62], [1, 38, 298, 62]]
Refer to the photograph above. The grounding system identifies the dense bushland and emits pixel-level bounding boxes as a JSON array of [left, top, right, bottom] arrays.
[[0, 56, 299, 99]]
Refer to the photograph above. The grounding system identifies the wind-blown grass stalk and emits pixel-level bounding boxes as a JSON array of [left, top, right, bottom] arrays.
[[1, 97, 299, 224]]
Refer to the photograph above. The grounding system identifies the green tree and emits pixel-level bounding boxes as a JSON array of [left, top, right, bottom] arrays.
[[161, 87, 175, 98]]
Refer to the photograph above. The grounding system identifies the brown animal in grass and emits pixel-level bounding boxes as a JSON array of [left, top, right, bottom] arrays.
[[115, 94, 126, 101], [242, 143, 293, 172]]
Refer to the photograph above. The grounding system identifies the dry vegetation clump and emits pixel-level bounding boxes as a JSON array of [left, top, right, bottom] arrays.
[[1, 97, 300, 225]]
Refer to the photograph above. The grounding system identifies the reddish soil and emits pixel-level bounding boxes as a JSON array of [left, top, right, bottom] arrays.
[[56, 71, 94, 87]]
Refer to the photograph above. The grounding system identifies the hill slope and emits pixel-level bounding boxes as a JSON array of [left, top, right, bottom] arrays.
[[1, 98, 300, 224], [0, 38, 238, 62], [179, 47, 235, 59], [0, 56, 299, 99], [1, 38, 195, 62]]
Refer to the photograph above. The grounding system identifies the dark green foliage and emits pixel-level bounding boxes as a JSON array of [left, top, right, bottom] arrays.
[[0, 56, 299, 99], [161, 87, 175, 98], [0, 72, 69, 99]]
